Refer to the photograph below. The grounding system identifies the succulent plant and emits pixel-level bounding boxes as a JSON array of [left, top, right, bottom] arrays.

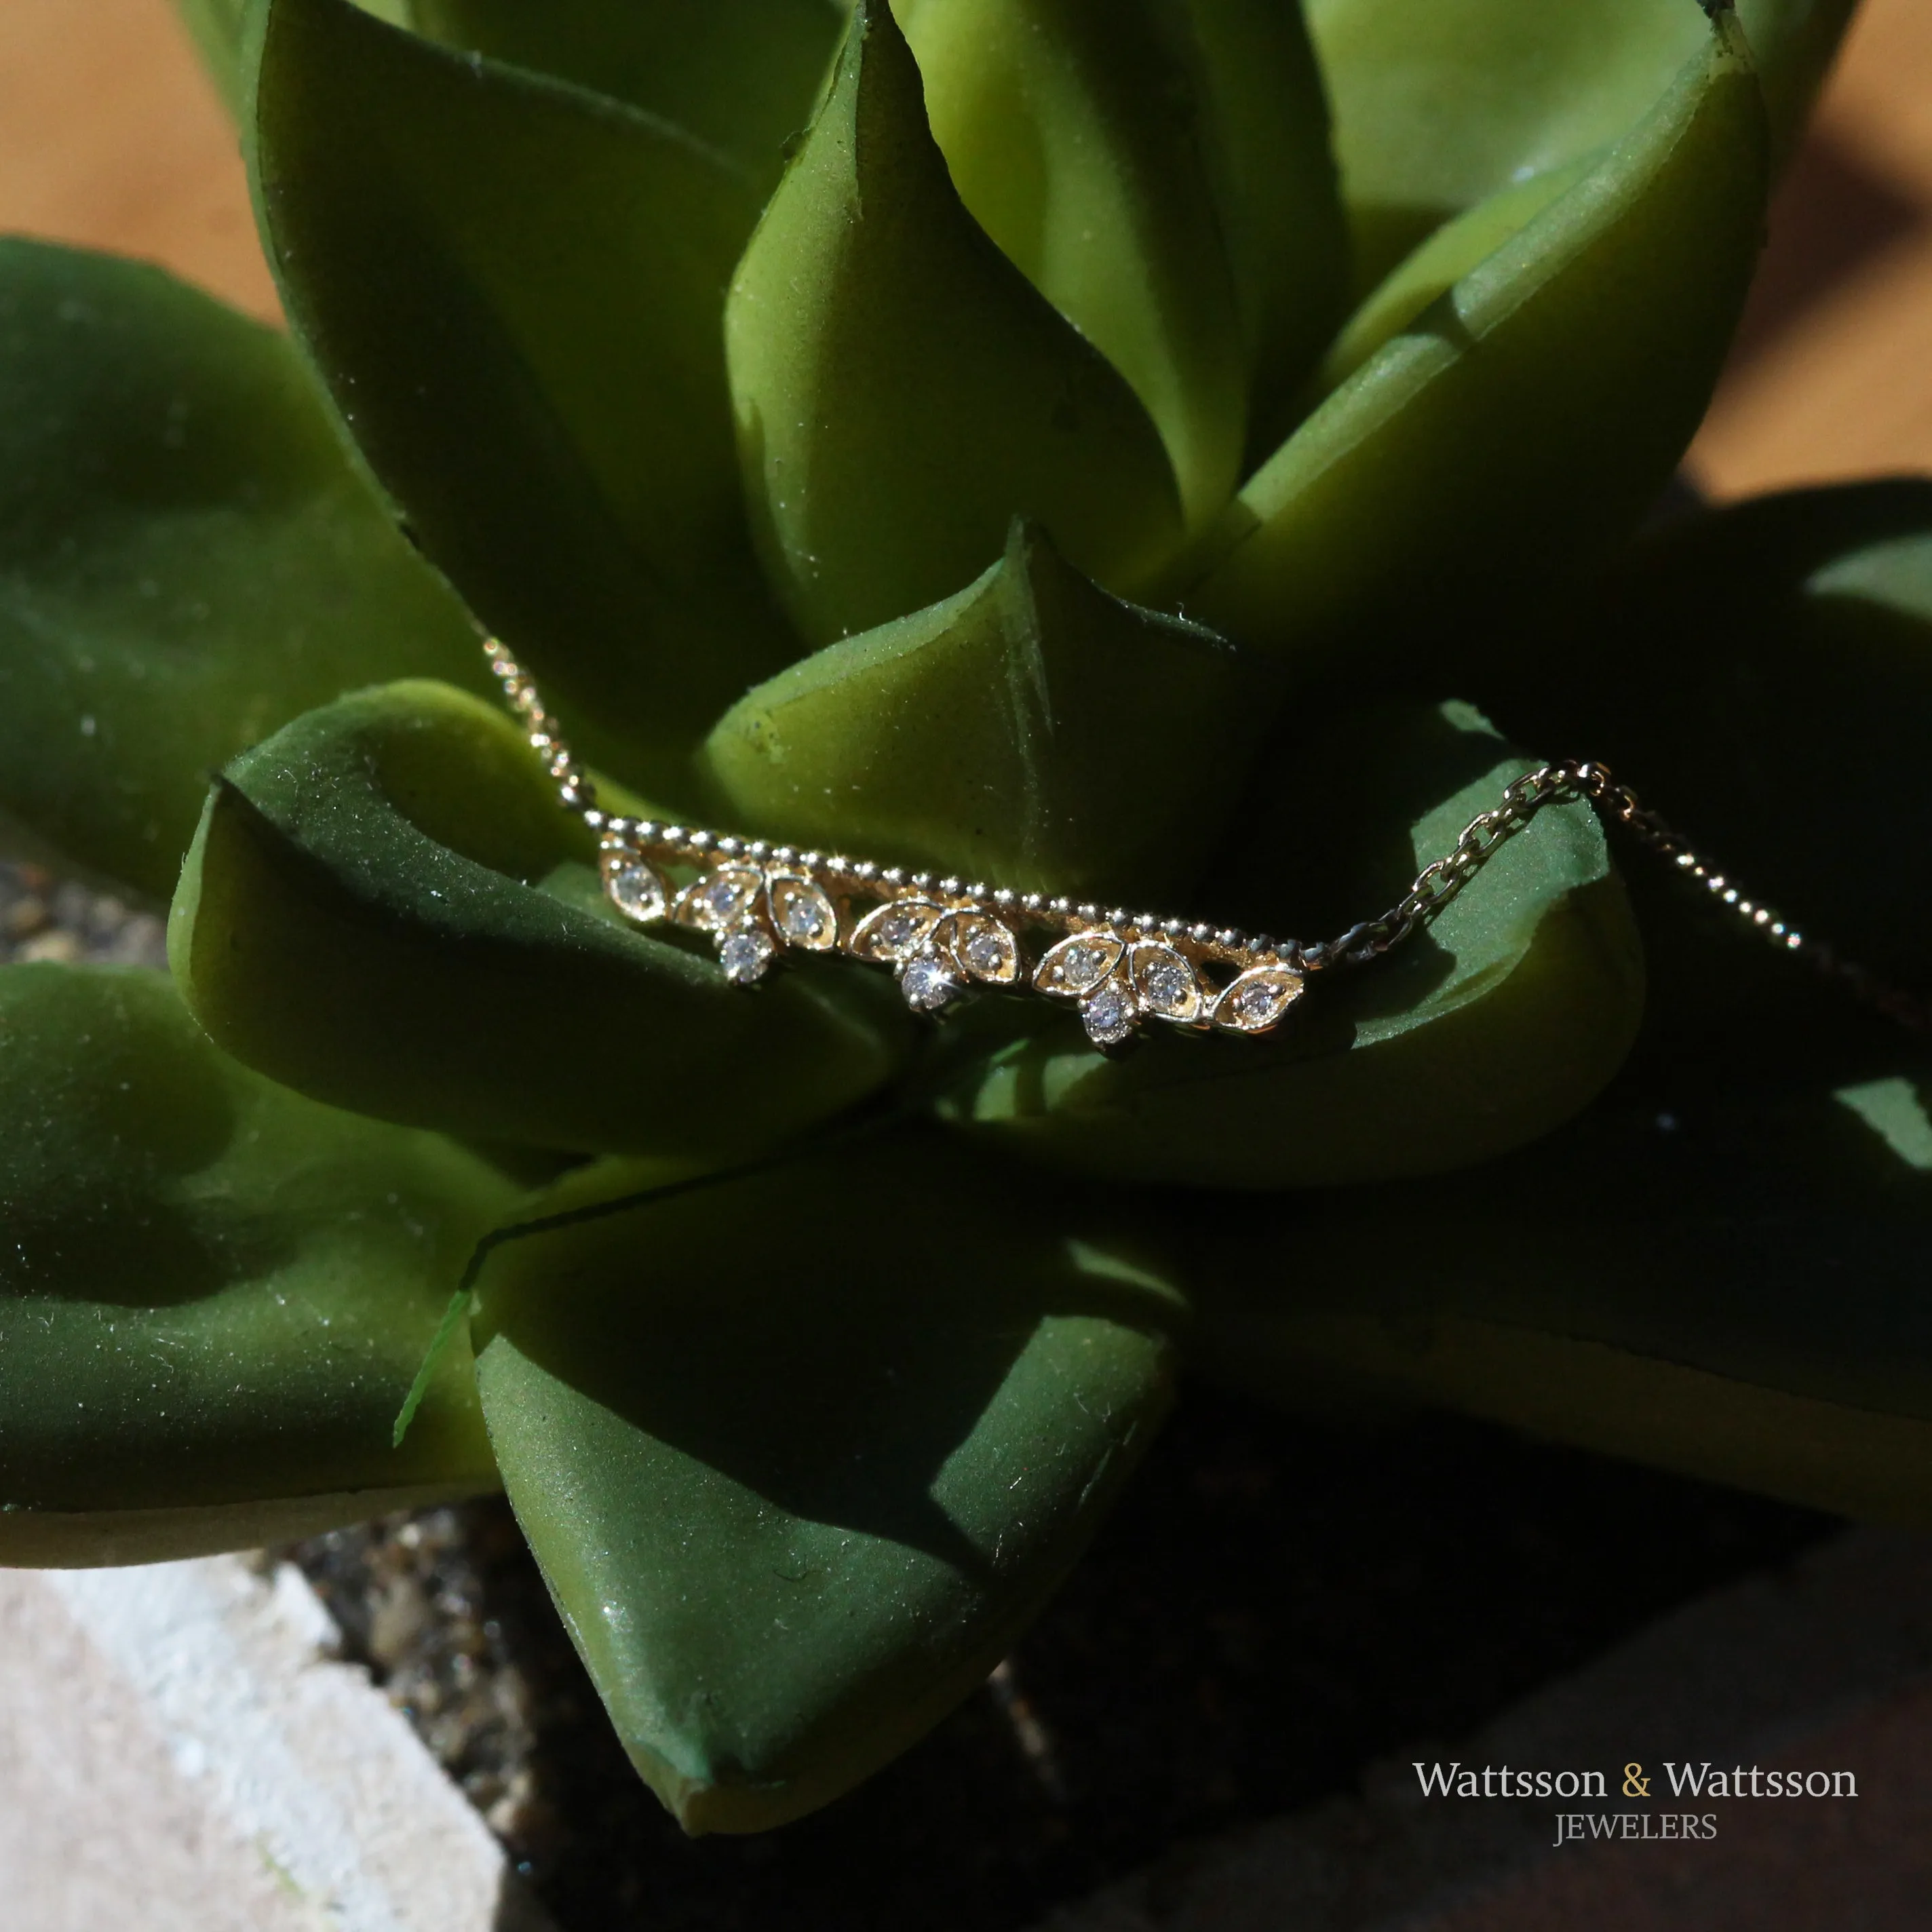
[[4, 0, 1927, 1837]]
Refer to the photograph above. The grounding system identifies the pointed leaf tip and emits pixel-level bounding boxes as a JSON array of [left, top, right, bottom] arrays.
[[725, 0, 1184, 647], [1191, 20, 1769, 678], [900, 0, 1251, 526], [248, 0, 794, 796], [471, 1134, 1181, 1830], [702, 522, 1276, 898]]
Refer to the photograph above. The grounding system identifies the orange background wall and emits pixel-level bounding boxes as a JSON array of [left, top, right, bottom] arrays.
[[2, 0, 1930, 501]]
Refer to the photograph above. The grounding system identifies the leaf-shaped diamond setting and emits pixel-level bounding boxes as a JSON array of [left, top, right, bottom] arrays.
[[674, 865, 765, 933], [948, 913, 1020, 985], [1035, 931, 1126, 999], [848, 897, 948, 963], [1129, 942, 1203, 1024], [1210, 965, 1305, 1035], [767, 872, 839, 950], [603, 851, 669, 926], [492, 651, 1337, 1041]]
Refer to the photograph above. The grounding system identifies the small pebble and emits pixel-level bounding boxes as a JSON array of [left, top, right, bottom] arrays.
[[16, 929, 81, 965]]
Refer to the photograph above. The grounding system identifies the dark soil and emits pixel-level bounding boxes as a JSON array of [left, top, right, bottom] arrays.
[[291, 1393, 1830, 1932]]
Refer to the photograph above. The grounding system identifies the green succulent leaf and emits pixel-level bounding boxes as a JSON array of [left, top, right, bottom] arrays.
[[176, 0, 413, 111], [247, 0, 796, 798], [701, 522, 1277, 900], [171, 0, 254, 114], [1309, 0, 1856, 289], [1180, 1055, 1932, 1528], [897, 0, 1250, 527], [724, 0, 1185, 648], [1182, 483, 1932, 1511], [0, 963, 509, 1565], [1501, 479, 1932, 1058], [1181, 0, 1352, 457], [168, 680, 910, 1155], [1189, 14, 1768, 678], [409, 0, 845, 201], [937, 701, 1642, 1187], [1313, 153, 1596, 396], [469, 1132, 1182, 1832], [0, 240, 486, 903]]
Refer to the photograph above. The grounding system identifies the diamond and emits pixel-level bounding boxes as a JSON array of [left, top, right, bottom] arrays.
[[1212, 965, 1304, 1035], [767, 873, 838, 950], [849, 898, 946, 962], [706, 872, 757, 923], [899, 953, 961, 1012], [678, 866, 762, 931], [781, 897, 828, 942], [950, 914, 1020, 984], [1035, 931, 1125, 997], [718, 927, 776, 985], [606, 858, 667, 925], [1079, 984, 1138, 1047], [1131, 942, 1201, 1022]]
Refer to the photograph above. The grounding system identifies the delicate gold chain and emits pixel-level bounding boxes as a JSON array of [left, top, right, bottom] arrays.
[[485, 641, 1929, 1045]]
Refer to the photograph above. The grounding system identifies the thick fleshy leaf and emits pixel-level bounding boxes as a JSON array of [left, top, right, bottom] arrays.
[[409, 0, 845, 199], [898, 0, 1250, 527], [176, 0, 412, 111], [469, 1134, 1182, 1831], [0, 963, 508, 1565], [1309, 0, 1856, 288], [1314, 155, 1595, 395], [1182, 0, 1351, 456], [1179, 1049, 1932, 1528], [1188, 18, 1767, 677], [172, 0, 253, 114], [724, 0, 1184, 648], [248, 0, 796, 797], [168, 681, 910, 1155], [0, 240, 486, 903], [1499, 480, 1932, 1059], [935, 701, 1643, 1187], [701, 523, 1276, 899]]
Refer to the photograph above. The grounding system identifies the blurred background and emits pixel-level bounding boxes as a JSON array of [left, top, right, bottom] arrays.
[[3, 0, 1932, 500]]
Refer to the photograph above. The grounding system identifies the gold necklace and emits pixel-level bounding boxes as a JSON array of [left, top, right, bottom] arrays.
[[485, 640, 1930, 1049]]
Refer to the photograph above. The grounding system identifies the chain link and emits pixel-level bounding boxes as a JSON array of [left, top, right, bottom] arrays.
[[484, 641, 1928, 1038], [1315, 756, 1932, 1037]]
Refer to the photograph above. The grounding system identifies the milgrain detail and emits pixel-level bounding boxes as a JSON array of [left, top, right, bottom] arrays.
[[485, 638, 1932, 1050]]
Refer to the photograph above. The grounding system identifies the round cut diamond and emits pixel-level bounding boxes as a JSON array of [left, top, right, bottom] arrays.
[[963, 929, 1006, 973], [782, 897, 827, 941], [703, 872, 758, 926], [1231, 982, 1277, 1023], [608, 861, 666, 924], [877, 908, 927, 953], [1136, 948, 1197, 1017], [954, 917, 1018, 982], [1079, 984, 1138, 1046], [770, 876, 836, 947], [1060, 940, 1115, 992], [900, 954, 960, 1012], [718, 927, 776, 985]]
